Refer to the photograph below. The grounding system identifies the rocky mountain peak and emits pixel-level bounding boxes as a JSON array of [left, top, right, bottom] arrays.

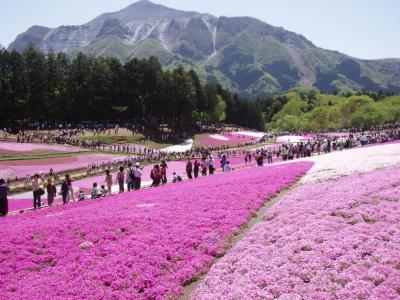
[[7, 1, 400, 96], [94, 0, 200, 24]]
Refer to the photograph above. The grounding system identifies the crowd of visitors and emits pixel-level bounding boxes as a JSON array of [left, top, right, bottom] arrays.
[[243, 127, 400, 166], [0, 125, 399, 216], [15, 161, 145, 211]]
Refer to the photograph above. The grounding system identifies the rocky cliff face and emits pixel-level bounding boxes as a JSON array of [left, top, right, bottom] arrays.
[[8, 0, 400, 96]]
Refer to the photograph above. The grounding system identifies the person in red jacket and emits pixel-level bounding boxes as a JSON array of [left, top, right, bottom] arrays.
[[160, 160, 168, 184], [150, 165, 161, 187]]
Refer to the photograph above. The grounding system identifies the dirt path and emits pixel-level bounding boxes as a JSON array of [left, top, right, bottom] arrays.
[[181, 182, 300, 299]]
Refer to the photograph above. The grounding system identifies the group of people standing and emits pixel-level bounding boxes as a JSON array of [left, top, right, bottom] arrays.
[[185, 153, 234, 179], [91, 163, 143, 199], [22, 162, 144, 213], [31, 173, 75, 209], [149, 161, 167, 187]]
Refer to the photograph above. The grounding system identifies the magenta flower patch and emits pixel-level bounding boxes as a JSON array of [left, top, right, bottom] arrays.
[[0, 162, 311, 299], [0, 153, 126, 178], [0, 142, 86, 154], [198, 133, 257, 147]]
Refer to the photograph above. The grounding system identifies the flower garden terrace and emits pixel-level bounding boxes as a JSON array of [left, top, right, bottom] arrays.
[[2, 130, 397, 174], [190, 142, 400, 299], [0, 161, 312, 299], [1, 141, 400, 299], [2, 127, 400, 213], [192, 165, 400, 299]]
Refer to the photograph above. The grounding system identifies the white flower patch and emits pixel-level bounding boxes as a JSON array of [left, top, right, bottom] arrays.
[[234, 131, 266, 138], [209, 134, 230, 141], [46, 212, 65, 218], [162, 139, 193, 153], [276, 135, 307, 143], [301, 143, 400, 183], [135, 204, 156, 208]]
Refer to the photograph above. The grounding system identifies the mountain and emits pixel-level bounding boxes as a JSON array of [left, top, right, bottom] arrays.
[[8, 0, 400, 97]]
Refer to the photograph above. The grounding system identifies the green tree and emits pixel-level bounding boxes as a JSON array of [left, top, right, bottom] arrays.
[[22, 44, 49, 120]]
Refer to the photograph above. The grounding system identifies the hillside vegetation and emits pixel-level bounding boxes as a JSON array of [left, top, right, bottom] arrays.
[[265, 89, 400, 131]]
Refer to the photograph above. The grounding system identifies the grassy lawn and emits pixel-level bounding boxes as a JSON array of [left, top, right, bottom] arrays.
[[140, 140, 175, 150], [77, 135, 177, 150], [77, 133, 143, 145], [192, 133, 207, 148], [76, 128, 181, 149]]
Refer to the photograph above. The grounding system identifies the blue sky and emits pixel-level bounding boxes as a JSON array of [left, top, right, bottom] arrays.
[[0, 0, 399, 59]]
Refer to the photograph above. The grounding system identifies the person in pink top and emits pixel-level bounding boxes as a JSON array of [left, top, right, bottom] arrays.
[[65, 174, 75, 201], [104, 170, 113, 195]]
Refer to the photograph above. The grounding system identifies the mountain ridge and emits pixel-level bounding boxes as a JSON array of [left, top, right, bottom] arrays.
[[8, 0, 400, 96]]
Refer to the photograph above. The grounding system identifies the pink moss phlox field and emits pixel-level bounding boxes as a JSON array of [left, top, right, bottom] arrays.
[[0, 162, 312, 299], [199, 133, 257, 147], [7, 159, 267, 212], [0, 153, 125, 178], [0, 142, 86, 153], [192, 166, 400, 300]]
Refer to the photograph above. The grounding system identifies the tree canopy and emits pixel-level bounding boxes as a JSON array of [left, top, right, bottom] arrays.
[[265, 89, 400, 131], [0, 45, 265, 131]]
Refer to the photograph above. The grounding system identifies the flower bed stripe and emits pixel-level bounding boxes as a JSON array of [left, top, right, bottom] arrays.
[[0, 153, 126, 178], [191, 165, 400, 299], [0, 162, 312, 299]]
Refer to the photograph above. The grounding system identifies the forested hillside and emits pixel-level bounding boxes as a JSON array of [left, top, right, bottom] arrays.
[[265, 89, 400, 131]]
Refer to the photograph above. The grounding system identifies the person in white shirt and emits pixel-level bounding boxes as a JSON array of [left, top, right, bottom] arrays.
[[208, 155, 215, 175], [104, 170, 113, 195], [133, 163, 142, 190], [32, 174, 43, 209], [91, 183, 102, 199]]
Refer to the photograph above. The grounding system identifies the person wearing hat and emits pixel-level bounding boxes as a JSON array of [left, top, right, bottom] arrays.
[[0, 178, 9, 216], [133, 163, 142, 190]]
